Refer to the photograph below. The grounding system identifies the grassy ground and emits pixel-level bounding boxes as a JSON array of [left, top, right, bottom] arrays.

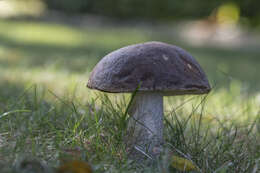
[[0, 18, 259, 172]]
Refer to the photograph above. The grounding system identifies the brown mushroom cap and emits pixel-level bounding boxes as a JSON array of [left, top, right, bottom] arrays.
[[87, 41, 211, 95]]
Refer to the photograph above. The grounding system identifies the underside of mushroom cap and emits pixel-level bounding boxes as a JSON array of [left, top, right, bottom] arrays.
[[87, 41, 211, 95]]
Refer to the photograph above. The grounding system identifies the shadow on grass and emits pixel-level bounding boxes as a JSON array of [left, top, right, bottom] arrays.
[[187, 46, 260, 92], [0, 81, 26, 112], [0, 34, 111, 73]]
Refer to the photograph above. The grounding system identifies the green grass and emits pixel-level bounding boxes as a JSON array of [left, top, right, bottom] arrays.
[[0, 18, 259, 172]]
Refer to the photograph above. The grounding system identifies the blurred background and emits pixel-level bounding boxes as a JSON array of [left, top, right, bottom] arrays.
[[1, 1, 260, 171], [1, 0, 260, 99]]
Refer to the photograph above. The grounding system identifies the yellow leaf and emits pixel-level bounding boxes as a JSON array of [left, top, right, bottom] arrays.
[[171, 155, 199, 172], [57, 160, 92, 173]]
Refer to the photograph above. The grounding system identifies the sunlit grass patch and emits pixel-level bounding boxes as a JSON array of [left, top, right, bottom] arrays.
[[0, 67, 91, 104], [0, 19, 149, 48], [165, 83, 259, 126], [0, 20, 86, 47]]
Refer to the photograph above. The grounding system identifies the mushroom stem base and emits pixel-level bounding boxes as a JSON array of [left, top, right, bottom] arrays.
[[126, 92, 164, 160]]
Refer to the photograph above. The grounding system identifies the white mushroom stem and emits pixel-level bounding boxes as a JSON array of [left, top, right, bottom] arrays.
[[127, 92, 164, 158]]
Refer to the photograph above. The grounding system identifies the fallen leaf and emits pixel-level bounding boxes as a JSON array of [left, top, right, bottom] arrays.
[[57, 160, 92, 173], [171, 155, 199, 172]]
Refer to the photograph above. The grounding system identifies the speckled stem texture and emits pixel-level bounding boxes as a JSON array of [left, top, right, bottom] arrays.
[[126, 92, 164, 160]]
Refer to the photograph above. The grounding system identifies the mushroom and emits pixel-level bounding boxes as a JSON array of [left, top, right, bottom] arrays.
[[87, 41, 210, 160]]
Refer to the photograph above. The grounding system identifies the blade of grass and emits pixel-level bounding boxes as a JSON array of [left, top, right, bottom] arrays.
[[121, 83, 141, 129], [0, 110, 31, 119]]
